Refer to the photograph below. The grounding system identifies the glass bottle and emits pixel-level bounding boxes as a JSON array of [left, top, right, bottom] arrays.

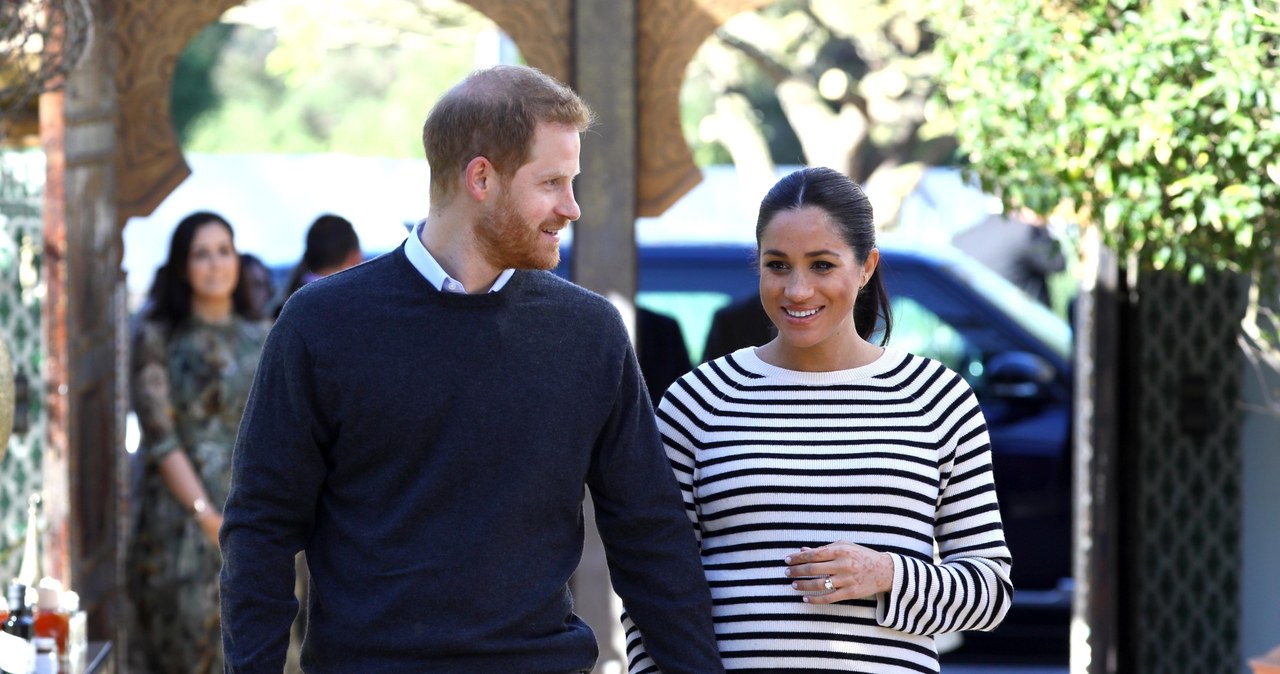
[[31, 638, 56, 674], [15, 495, 41, 589], [0, 582, 35, 674], [32, 580, 67, 658], [59, 593, 83, 673], [2, 583, 32, 640]]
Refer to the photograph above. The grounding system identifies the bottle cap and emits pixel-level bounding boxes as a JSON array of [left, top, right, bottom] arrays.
[[6, 581, 27, 607], [36, 587, 58, 611], [35, 578, 62, 610]]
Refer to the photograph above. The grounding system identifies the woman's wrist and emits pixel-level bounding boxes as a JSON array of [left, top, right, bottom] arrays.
[[192, 496, 218, 519], [877, 552, 896, 593]]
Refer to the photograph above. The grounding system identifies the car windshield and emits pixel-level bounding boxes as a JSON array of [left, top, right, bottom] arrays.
[[934, 247, 1074, 362]]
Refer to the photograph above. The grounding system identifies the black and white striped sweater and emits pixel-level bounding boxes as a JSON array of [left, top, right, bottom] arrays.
[[625, 346, 1012, 674]]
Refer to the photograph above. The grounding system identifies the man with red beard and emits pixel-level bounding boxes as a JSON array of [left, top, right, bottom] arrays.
[[219, 65, 724, 674]]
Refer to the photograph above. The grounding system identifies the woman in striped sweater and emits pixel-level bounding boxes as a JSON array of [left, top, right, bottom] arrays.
[[626, 167, 1012, 674]]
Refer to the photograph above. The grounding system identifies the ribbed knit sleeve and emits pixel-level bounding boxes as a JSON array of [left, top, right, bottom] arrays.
[[589, 314, 723, 674], [628, 347, 1012, 674], [877, 382, 1013, 635], [659, 394, 704, 543], [220, 319, 329, 673], [623, 372, 705, 674]]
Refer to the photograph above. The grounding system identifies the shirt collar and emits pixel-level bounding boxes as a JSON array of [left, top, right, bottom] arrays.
[[405, 219, 514, 294]]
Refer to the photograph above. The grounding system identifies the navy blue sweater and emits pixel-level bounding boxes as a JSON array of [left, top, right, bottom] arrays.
[[220, 244, 722, 673]]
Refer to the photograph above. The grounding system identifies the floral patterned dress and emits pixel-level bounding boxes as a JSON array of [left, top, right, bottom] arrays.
[[128, 315, 269, 674]]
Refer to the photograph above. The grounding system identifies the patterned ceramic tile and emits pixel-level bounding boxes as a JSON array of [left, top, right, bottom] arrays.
[[0, 150, 47, 581]]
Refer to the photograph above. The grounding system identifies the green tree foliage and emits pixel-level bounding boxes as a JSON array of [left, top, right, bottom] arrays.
[[932, 0, 1280, 282], [172, 0, 500, 157], [684, 0, 960, 225], [170, 22, 236, 145]]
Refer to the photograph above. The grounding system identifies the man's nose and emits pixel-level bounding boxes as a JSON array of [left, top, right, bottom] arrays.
[[557, 187, 581, 222]]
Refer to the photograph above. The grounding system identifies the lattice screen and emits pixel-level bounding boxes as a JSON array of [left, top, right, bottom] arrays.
[[0, 149, 46, 582], [1130, 269, 1245, 674]]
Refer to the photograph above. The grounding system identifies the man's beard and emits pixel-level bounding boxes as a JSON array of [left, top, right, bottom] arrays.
[[475, 190, 563, 271]]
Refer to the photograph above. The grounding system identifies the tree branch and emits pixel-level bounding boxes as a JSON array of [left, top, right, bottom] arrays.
[[714, 30, 793, 84]]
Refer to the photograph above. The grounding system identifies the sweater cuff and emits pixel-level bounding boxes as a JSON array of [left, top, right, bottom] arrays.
[[875, 552, 912, 632]]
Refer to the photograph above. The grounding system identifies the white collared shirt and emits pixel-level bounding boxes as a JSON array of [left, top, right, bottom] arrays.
[[405, 220, 514, 294]]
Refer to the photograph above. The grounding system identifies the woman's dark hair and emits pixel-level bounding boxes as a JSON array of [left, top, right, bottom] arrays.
[[755, 166, 892, 345], [145, 210, 256, 328], [280, 214, 360, 302]]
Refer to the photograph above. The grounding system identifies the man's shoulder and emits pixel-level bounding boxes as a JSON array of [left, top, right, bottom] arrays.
[[294, 250, 403, 303], [514, 272, 632, 345], [519, 270, 615, 312], [275, 249, 410, 331], [323, 247, 403, 287]]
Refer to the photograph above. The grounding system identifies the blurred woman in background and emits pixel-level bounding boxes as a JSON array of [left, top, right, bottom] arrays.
[[129, 211, 270, 673]]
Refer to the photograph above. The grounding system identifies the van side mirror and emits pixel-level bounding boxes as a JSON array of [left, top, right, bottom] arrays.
[[986, 351, 1056, 402]]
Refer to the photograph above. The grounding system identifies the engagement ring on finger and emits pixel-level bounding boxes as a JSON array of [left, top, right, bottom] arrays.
[[823, 576, 835, 592]]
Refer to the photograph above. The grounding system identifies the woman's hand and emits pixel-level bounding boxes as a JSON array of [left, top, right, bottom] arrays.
[[196, 509, 223, 549], [784, 541, 894, 604]]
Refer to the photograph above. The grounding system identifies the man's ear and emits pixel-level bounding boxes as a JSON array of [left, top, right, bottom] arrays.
[[464, 156, 495, 202]]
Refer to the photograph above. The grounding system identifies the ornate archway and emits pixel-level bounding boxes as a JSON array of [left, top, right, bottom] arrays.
[[113, 0, 777, 224], [113, 0, 575, 222]]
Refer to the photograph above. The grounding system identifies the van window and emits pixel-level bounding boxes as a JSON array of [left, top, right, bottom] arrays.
[[887, 296, 983, 382], [941, 252, 1073, 361], [636, 291, 733, 365]]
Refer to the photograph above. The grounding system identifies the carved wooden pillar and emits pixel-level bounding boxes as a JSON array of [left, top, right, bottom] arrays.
[[42, 0, 124, 658]]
